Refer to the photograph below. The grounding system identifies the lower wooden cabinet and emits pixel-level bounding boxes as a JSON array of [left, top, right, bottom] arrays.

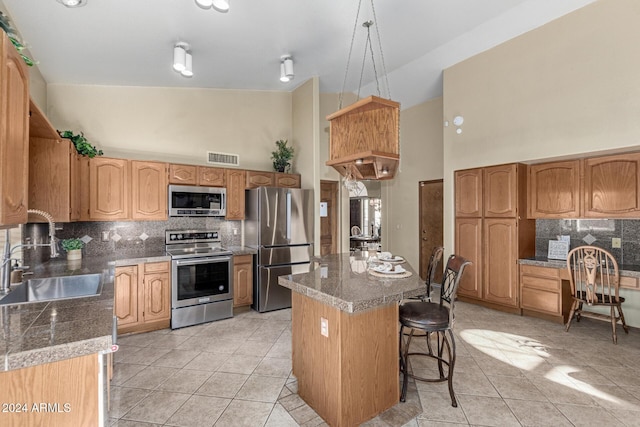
[[520, 264, 573, 323], [233, 254, 253, 307], [115, 261, 171, 334]]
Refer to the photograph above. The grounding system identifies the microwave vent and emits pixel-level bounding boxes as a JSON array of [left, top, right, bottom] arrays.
[[207, 151, 240, 166]]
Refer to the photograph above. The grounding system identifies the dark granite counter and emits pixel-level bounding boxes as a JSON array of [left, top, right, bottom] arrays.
[[278, 253, 425, 313], [519, 257, 640, 279]]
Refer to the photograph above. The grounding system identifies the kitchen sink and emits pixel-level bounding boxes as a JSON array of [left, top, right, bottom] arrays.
[[0, 273, 103, 306]]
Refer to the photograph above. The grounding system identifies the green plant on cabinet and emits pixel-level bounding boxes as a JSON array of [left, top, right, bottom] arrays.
[[271, 139, 294, 173], [58, 130, 104, 158]]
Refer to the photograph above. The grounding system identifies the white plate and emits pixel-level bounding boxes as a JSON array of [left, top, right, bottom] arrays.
[[379, 255, 404, 262], [372, 265, 406, 274]]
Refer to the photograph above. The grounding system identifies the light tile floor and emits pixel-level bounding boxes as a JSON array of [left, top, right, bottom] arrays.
[[109, 302, 640, 426]]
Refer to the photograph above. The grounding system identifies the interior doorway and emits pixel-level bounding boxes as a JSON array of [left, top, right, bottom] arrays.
[[419, 180, 444, 281], [320, 180, 339, 255]]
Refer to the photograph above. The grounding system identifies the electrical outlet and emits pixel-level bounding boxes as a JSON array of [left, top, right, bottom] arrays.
[[612, 237, 622, 248], [233, 228, 238, 235], [320, 317, 329, 337]]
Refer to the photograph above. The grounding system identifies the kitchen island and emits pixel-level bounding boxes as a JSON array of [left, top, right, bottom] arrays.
[[278, 253, 425, 427]]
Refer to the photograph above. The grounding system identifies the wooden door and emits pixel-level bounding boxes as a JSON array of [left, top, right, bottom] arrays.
[[528, 160, 581, 218], [455, 168, 482, 217], [483, 218, 518, 307], [418, 180, 443, 281], [484, 164, 517, 217], [89, 157, 130, 220], [320, 180, 339, 255], [246, 170, 274, 188], [168, 164, 197, 185], [455, 218, 482, 299], [115, 266, 139, 329], [142, 271, 171, 322], [0, 33, 29, 226], [198, 166, 226, 186], [226, 169, 246, 220], [131, 160, 167, 220], [233, 255, 253, 307], [69, 150, 81, 221], [78, 156, 91, 221], [583, 152, 640, 218]]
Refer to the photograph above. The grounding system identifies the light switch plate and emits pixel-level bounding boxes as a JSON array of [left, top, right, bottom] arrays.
[[612, 237, 622, 248], [320, 317, 329, 337]]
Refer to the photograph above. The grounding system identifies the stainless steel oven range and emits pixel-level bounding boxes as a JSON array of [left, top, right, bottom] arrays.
[[165, 229, 233, 329]]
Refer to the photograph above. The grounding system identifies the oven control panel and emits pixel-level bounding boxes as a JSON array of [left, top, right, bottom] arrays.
[[166, 230, 220, 244]]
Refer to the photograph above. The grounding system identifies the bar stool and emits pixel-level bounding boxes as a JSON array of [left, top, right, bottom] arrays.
[[399, 254, 471, 407]]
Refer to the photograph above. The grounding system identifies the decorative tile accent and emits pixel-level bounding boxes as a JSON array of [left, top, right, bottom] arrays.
[[582, 233, 597, 245], [80, 235, 92, 244], [139, 232, 149, 241], [111, 232, 122, 242]]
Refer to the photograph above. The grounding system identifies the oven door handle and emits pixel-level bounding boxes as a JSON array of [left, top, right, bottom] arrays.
[[174, 256, 232, 266]]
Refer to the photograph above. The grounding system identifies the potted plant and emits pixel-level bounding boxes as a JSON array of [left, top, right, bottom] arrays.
[[271, 139, 294, 173], [61, 238, 84, 261], [58, 130, 104, 158]]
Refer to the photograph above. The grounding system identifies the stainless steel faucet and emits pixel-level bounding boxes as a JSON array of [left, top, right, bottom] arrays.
[[26, 209, 59, 259]]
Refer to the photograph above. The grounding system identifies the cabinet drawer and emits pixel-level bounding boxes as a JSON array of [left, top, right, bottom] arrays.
[[521, 274, 560, 292], [144, 261, 170, 274], [234, 254, 253, 265], [521, 287, 561, 315], [620, 276, 639, 289], [520, 264, 560, 279]]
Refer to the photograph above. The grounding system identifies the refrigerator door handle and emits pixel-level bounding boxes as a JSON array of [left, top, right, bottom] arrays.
[[286, 191, 292, 241]]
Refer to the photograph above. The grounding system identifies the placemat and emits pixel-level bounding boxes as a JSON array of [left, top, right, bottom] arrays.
[[368, 269, 413, 279]]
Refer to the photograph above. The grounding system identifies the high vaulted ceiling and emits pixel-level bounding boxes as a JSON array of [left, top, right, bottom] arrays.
[[3, 0, 595, 109]]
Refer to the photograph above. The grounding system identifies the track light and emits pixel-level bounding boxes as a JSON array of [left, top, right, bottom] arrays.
[[195, 0, 229, 13], [280, 55, 294, 83], [173, 43, 193, 77], [57, 0, 87, 7]]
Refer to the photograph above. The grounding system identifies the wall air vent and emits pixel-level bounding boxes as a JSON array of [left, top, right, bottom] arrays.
[[207, 151, 240, 166]]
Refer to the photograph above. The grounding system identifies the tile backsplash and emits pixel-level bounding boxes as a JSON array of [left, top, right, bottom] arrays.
[[23, 218, 242, 264], [536, 219, 640, 266]]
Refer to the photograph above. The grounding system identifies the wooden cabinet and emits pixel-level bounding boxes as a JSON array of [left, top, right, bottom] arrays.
[[226, 169, 246, 220], [246, 170, 274, 188], [29, 137, 83, 223], [169, 164, 226, 187], [528, 160, 581, 219], [455, 168, 482, 217], [115, 261, 170, 334], [233, 254, 253, 307], [131, 160, 168, 220], [89, 157, 130, 220], [583, 152, 640, 218], [454, 164, 535, 311], [0, 33, 29, 226], [520, 264, 573, 323], [275, 172, 301, 188]]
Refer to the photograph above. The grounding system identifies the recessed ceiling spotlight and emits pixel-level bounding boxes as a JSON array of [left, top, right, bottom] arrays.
[[195, 0, 229, 13], [57, 0, 87, 7]]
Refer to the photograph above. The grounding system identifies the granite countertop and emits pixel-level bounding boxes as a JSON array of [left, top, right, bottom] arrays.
[[519, 257, 640, 279], [278, 253, 425, 313]]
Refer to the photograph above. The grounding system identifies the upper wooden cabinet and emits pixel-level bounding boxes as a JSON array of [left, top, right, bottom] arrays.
[[89, 157, 130, 220], [583, 152, 640, 218], [528, 160, 581, 219], [275, 172, 301, 188], [484, 163, 519, 218], [455, 168, 482, 217], [246, 170, 274, 189], [0, 33, 29, 226], [169, 164, 225, 187], [131, 161, 168, 220], [198, 166, 226, 186], [226, 169, 246, 220]]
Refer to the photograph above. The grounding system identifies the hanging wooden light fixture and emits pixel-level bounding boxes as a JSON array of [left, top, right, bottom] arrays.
[[326, 7, 400, 180]]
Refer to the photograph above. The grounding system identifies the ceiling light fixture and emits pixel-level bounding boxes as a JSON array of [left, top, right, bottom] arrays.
[[280, 55, 294, 83], [57, 0, 87, 7], [195, 0, 230, 13], [173, 42, 193, 77]]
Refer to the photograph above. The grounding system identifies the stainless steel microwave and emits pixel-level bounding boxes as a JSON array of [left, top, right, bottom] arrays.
[[168, 185, 226, 217]]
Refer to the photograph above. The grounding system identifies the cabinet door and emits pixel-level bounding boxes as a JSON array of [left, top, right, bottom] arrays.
[[484, 164, 517, 217], [483, 218, 518, 307], [584, 153, 640, 218], [233, 255, 253, 307], [528, 160, 581, 219], [226, 169, 246, 220], [78, 156, 91, 221], [142, 271, 171, 323], [455, 169, 482, 217], [275, 173, 301, 188], [246, 170, 274, 189], [69, 150, 82, 221], [0, 34, 29, 226], [455, 218, 482, 299], [115, 266, 139, 329], [89, 157, 130, 220], [131, 160, 168, 220], [198, 166, 226, 187], [168, 164, 197, 185]]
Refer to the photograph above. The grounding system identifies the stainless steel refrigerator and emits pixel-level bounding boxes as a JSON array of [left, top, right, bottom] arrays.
[[245, 187, 314, 312]]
